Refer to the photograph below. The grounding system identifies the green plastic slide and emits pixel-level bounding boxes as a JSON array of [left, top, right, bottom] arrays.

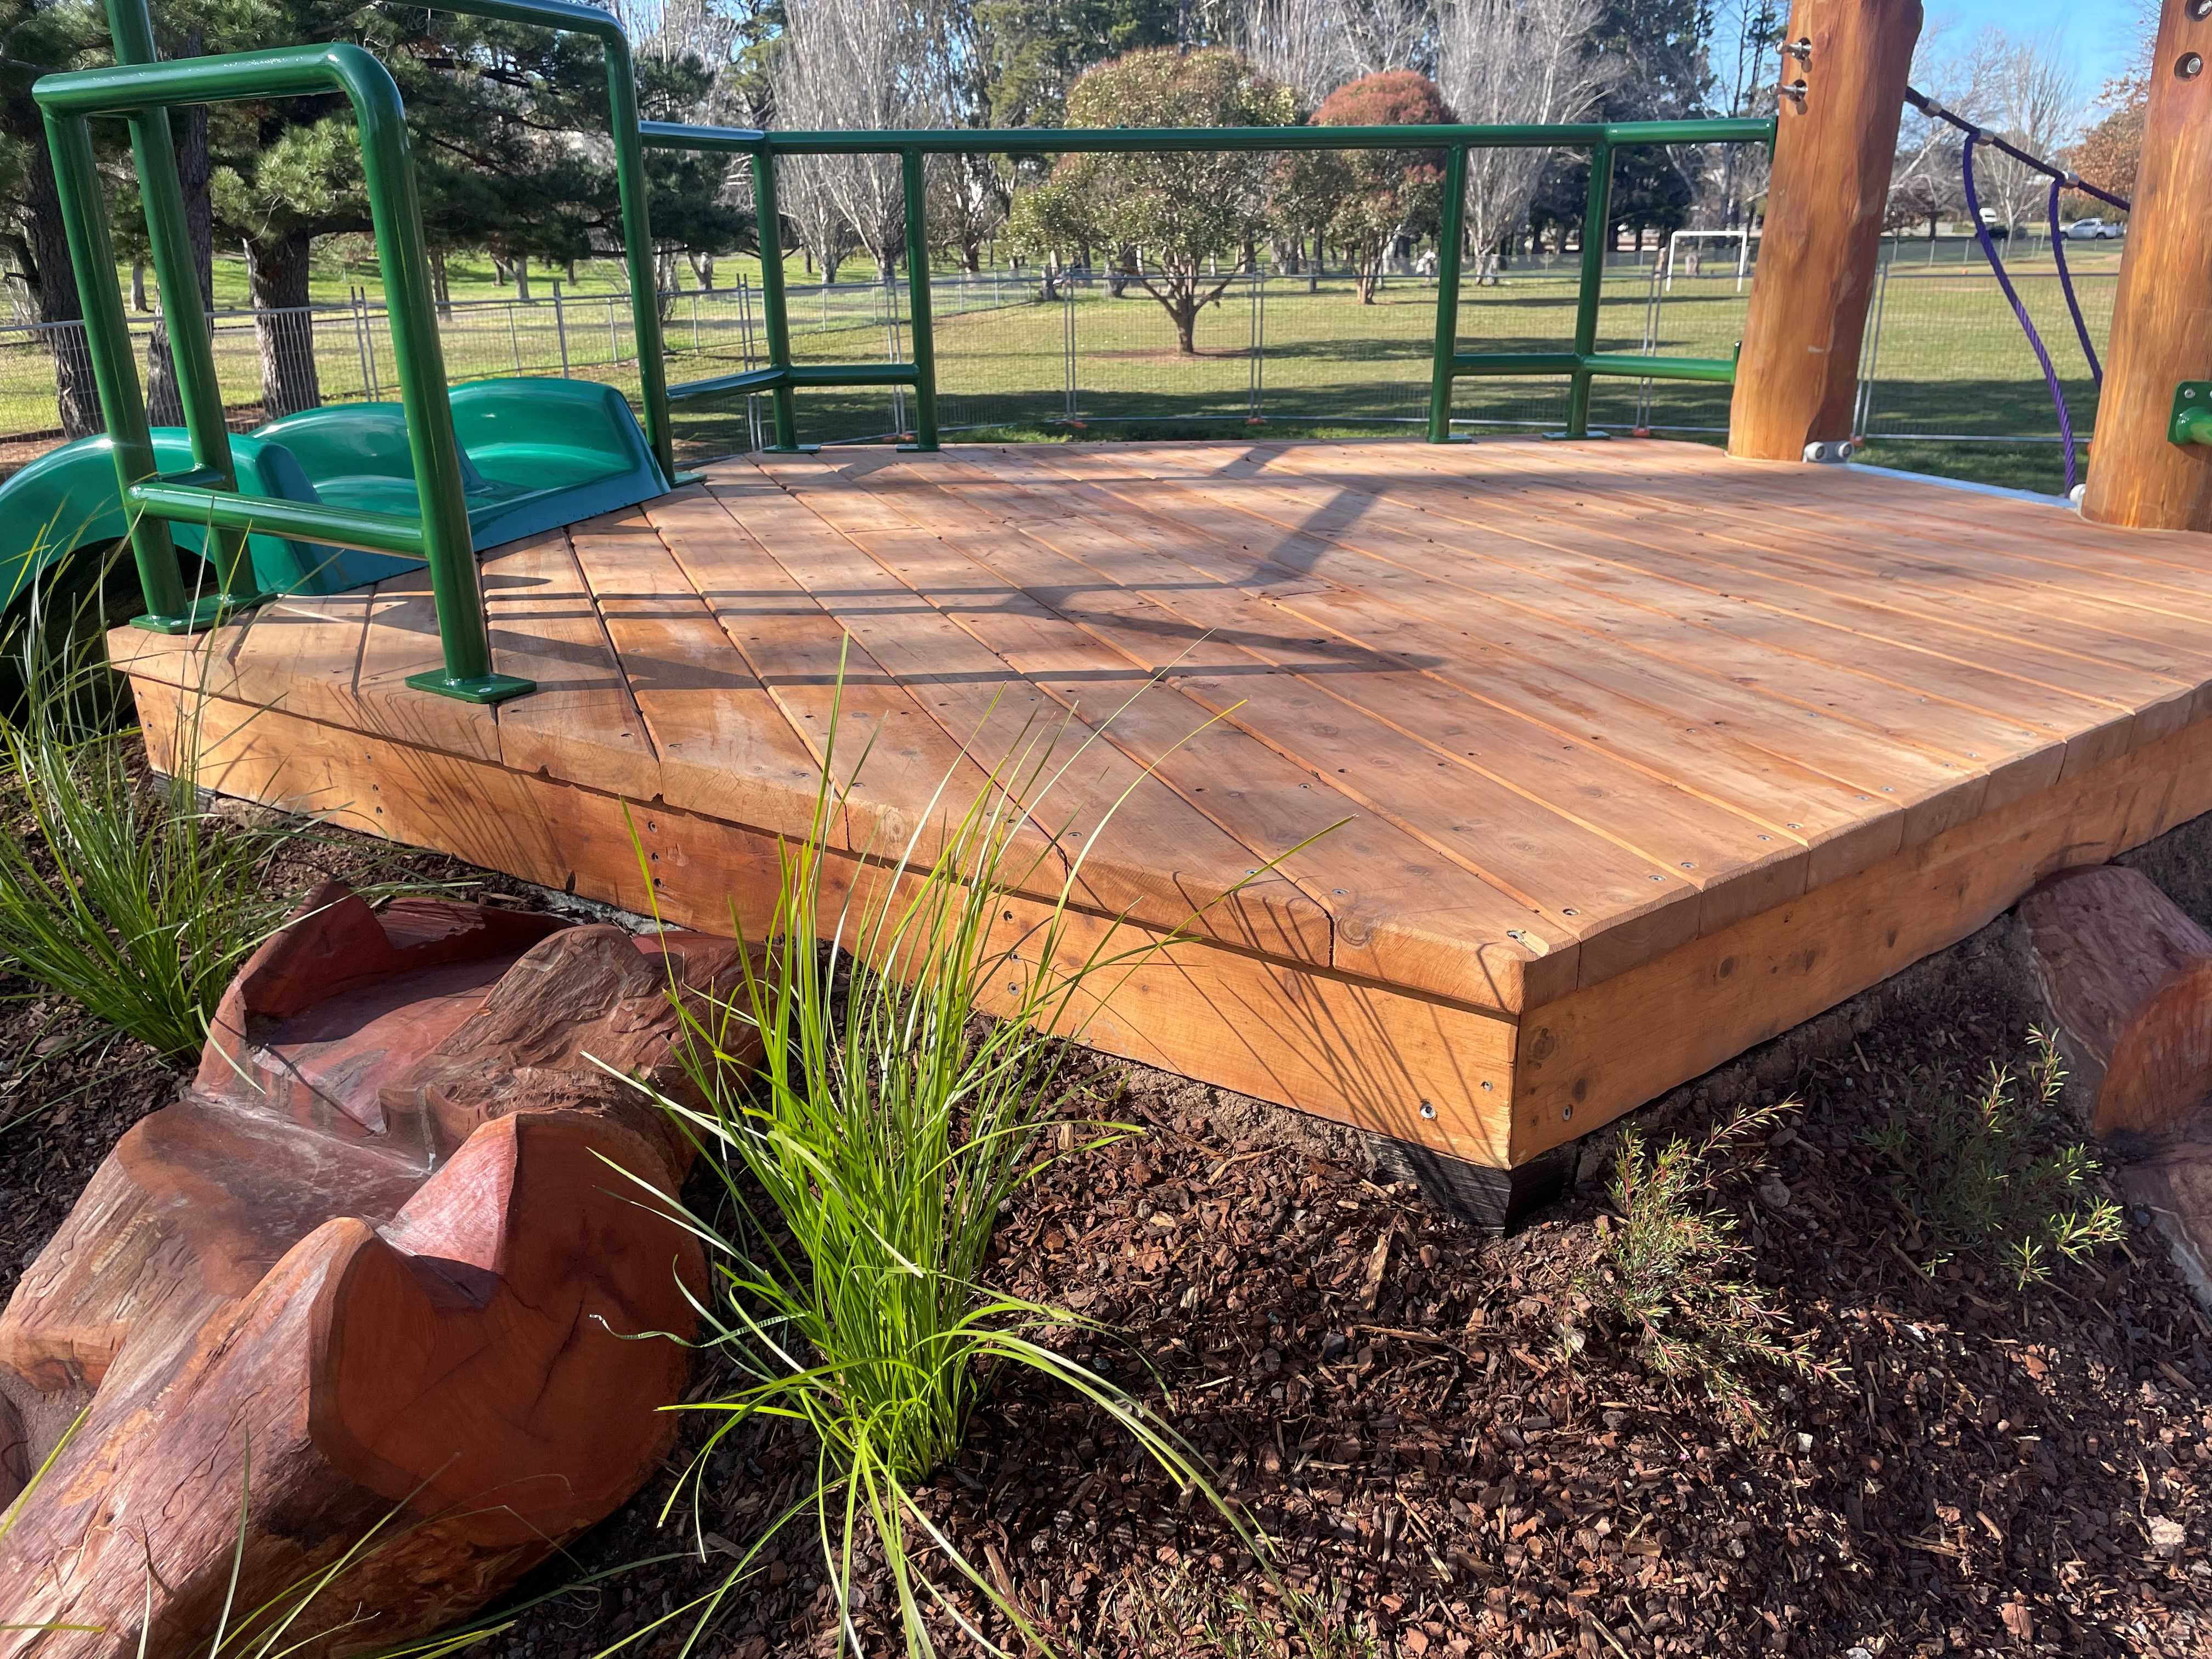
[[0, 376, 670, 609]]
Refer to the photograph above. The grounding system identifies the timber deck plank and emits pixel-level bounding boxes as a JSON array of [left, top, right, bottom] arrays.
[[112, 436, 2212, 1176]]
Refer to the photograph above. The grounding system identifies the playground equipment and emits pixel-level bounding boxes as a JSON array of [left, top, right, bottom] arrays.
[[1902, 84, 2133, 495], [5, 379, 669, 604], [2, 0, 1770, 702], [30, 0, 2212, 1229]]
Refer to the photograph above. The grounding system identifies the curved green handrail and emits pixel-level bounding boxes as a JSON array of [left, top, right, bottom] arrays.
[[36, 42, 531, 702]]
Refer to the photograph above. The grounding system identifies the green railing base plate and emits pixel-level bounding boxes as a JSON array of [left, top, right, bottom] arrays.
[[761, 444, 821, 456], [2170, 383, 2212, 446], [896, 442, 941, 454], [128, 589, 275, 635], [670, 469, 708, 487], [405, 668, 538, 705], [1541, 428, 1613, 442]]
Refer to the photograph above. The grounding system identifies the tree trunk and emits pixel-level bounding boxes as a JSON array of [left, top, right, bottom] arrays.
[[432, 247, 453, 319], [18, 132, 102, 438], [245, 231, 319, 421], [514, 259, 531, 302], [1168, 285, 1198, 355], [130, 262, 148, 312], [146, 95, 213, 428], [961, 237, 981, 273], [686, 251, 714, 291]]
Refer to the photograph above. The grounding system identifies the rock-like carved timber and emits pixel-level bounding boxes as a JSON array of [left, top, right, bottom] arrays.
[[0, 883, 751, 1659], [2020, 865, 2212, 1141], [2021, 864, 2212, 1311]]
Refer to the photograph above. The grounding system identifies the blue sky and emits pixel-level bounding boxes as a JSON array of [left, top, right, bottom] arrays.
[[1922, 0, 2147, 110]]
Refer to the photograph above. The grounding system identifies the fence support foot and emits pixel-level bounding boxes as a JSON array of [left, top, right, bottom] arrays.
[[129, 590, 275, 635], [405, 669, 537, 705]]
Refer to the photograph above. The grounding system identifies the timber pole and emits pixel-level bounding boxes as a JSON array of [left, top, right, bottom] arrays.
[[2082, 2, 2212, 532], [1727, 0, 1922, 463]]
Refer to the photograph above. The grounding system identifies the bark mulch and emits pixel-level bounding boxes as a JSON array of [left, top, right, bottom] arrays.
[[2, 828, 2205, 1656], [473, 938, 2210, 1659]]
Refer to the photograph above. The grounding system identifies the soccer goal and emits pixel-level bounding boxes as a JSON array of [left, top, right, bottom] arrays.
[[1663, 228, 1753, 293]]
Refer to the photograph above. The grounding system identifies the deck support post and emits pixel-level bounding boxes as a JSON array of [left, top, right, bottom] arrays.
[[1365, 1137, 1571, 1234], [1726, 0, 1921, 464], [2081, 2, 2212, 531]]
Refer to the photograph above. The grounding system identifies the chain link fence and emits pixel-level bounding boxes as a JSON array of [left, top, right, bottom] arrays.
[[2, 250, 2116, 493]]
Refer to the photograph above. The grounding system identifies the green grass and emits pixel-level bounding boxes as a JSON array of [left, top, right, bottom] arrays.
[[6, 246, 2124, 501]]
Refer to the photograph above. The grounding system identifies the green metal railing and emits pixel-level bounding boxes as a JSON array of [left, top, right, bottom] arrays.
[[38, 0, 1769, 701], [642, 117, 1775, 452]]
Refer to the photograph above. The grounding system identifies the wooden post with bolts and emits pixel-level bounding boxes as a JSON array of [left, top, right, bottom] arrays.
[[1727, 0, 1923, 464], [2082, 2, 2212, 532]]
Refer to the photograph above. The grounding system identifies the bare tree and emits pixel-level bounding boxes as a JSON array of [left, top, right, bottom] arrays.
[[772, 0, 960, 284], [1242, 0, 1434, 106], [1964, 30, 2086, 239], [1436, 0, 1614, 283]]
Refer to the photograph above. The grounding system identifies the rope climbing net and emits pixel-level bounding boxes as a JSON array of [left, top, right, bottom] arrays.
[[1902, 86, 2131, 496]]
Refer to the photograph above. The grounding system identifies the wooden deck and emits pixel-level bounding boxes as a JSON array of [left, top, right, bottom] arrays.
[[113, 437, 2212, 1192]]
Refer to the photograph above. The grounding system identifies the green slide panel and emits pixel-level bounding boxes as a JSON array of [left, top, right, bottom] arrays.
[[0, 376, 669, 612]]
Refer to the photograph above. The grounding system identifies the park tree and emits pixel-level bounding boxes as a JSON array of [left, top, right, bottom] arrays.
[[771, 0, 963, 285], [1011, 47, 1296, 353], [1963, 30, 2084, 238], [1436, 0, 1614, 282], [1, 0, 106, 436], [2066, 72, 2143, 209], [973, 0, 1181, 128], [1240, 0, 1434, 105], [1311, 70, 1452, 302]]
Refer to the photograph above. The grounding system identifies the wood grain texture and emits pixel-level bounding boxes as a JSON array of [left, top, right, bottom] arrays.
[[0, 892, 729, 1659], [109, 437, 2212, 1174], [2021, 865, 2212, 1140], [1728, 0, 1923, 460], [134, 686, 1521, 1166], [2081, 2, 2212, 530]]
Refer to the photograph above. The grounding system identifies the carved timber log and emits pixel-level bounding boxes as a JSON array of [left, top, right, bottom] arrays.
[[0, 883, 750, 1659], [2021, 864, 2212, 1311], [2019, 865, 2212, 1141]]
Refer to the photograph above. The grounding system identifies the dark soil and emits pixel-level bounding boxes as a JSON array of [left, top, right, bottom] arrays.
[[3, 811, 2207, 1657], [469, 925, 2210, 1659]]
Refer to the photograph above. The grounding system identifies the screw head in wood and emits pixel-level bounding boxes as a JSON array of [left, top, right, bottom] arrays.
[[2181, 52, 2205, 78]]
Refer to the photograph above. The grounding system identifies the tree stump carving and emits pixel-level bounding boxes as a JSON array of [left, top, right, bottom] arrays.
[[0, 882, 753, 1658]]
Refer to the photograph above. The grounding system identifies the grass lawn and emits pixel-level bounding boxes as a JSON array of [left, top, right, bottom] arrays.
[[6, 245, 2123, 501]]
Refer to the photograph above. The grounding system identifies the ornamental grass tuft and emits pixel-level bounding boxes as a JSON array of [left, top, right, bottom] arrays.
[[617, 667, 1295, 1658]]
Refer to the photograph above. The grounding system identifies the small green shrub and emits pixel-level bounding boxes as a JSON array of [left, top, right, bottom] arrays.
[[1867, 1029, 2126, 1288], [1580, 1101, 1820, 1432], [623, 684, 1278, 1659], [0, 566, 314, 1060]]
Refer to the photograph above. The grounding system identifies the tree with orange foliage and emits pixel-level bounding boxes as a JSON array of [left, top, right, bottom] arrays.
[[1310, 70, 1455, 303], [2067, 74, 2144, 210]]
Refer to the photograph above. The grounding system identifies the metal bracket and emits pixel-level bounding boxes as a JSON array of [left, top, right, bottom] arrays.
[[2170, 383, 2212, 446]]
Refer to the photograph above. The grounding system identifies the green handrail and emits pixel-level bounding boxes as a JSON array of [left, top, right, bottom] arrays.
[[408, 0, 675, 483], [35, 42, 532, 702], [642, 115, 1776, 448]]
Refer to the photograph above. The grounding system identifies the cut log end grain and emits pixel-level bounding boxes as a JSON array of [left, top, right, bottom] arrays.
[[2021, 864, 2212, 1141]]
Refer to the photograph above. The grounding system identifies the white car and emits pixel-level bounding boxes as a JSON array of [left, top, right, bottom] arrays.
[[2065, 218, 2123, 240]]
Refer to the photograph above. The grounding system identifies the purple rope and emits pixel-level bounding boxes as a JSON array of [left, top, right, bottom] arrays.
[[2047, 173, 2102, 388], [1961, 131, 2079, 495]]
